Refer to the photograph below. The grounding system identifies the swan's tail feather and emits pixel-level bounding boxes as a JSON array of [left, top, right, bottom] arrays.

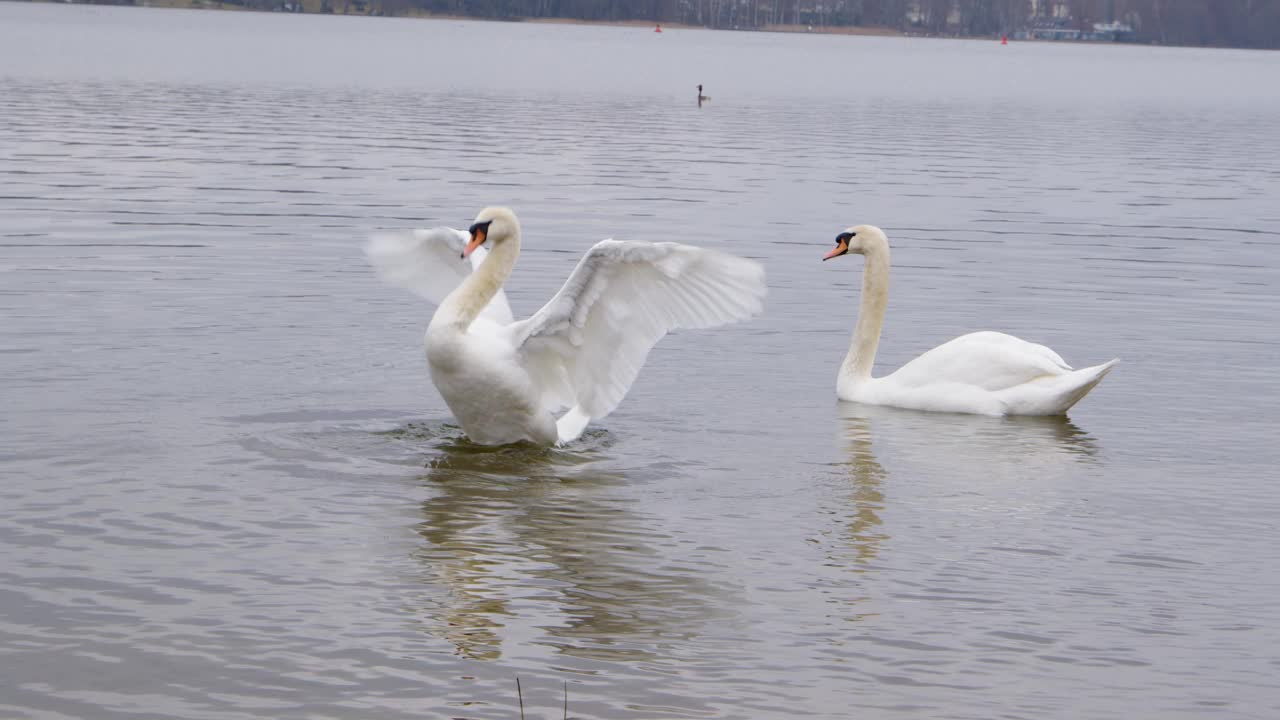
[[1047, 358, 1119, 414], [1001, 358, 1118, 415], [555, 406, 592, 445], [1069, 358, 1118, 401]]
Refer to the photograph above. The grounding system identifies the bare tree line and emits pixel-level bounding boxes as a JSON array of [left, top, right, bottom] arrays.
[[400, 0, 1279, 48], [117, 0, 1280, 48]]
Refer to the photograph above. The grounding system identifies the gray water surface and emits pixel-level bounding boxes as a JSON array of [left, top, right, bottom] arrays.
[[3, 4, 1280, 719]]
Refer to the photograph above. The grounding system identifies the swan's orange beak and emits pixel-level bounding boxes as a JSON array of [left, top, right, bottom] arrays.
[[462, 226, 487, 259], [823, 238, 849, 261]]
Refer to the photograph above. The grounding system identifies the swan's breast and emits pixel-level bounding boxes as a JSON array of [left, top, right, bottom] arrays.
[[426, 326, 542, 426]]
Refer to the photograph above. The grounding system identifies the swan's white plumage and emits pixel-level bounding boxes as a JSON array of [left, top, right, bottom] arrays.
[[512, 240, 766, 419], [828, 225, 1116, 416], [367, 209, 766, 445], [885, 331, 1070, 392]]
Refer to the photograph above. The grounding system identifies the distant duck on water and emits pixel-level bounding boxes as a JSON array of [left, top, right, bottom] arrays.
[[697, 84, 710, 106]]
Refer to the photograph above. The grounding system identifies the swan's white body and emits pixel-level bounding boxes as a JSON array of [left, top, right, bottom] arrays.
[[367, 208, 766, 445], [827, 225, 1116, 416]]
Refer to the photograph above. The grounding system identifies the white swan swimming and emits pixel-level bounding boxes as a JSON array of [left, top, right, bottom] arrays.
[[823, 225, 1117, 416], [367, 207, 766, 445]]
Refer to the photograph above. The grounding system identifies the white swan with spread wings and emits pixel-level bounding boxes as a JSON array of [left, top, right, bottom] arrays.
[[367, 207, 766, 445], [823, 225, 1116, 416]]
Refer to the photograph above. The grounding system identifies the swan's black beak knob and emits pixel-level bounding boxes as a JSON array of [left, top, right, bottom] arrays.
[[823, 232, 853, 261], [463, 221, 491, 259]]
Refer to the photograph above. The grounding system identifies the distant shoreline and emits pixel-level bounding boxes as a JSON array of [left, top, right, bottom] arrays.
[[34, 0, 908, 37], [23, 0, 1278, 50], [521, 17, 903, 37]]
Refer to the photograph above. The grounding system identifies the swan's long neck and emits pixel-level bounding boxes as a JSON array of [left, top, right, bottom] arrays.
[[841, 244, 890, 385], [439, 232, 520, 330]]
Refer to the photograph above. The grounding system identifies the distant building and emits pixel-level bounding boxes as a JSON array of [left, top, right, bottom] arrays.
[[1089, 21, 1135, 41], [1021, 16, 1080, 40], [1015, 15, 1133, 42]]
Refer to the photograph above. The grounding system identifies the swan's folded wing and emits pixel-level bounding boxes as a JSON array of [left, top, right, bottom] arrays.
[[365, 227, 514, 325], [510, 240, 766, 419], [889, 331, 1072, 392]]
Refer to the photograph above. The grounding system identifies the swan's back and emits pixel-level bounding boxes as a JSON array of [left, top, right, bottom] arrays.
[[886, 331, 1071, 392], [864, 331, 1117, 416]]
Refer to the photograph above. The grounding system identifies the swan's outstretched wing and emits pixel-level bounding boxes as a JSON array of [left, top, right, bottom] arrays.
[[510, 240, 766, 418], [365, 227, 514, 325]]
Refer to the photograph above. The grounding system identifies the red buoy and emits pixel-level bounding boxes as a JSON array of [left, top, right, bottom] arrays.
[[655, 24, 663, 33], [1001, 35, 1008, 44]]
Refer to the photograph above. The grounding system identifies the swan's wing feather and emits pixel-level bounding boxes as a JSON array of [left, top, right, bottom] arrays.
[[887, 331, 1071, 392], [365, 227, 468, 304], [964, 330, 1070, 370], [510, 240, 766, 419], [365, 227, 514, 325]]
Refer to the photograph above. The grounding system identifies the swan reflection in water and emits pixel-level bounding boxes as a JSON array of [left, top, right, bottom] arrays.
[[827, 403, 1101, 571], [831, 407, 890, 570], [409, 431, 718, 663]]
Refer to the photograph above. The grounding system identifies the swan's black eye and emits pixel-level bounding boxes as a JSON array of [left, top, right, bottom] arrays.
[[468, 220, 493, 235]]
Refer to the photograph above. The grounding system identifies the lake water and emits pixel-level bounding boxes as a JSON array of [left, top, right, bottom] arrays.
[[3, 3, 1280, 718]]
